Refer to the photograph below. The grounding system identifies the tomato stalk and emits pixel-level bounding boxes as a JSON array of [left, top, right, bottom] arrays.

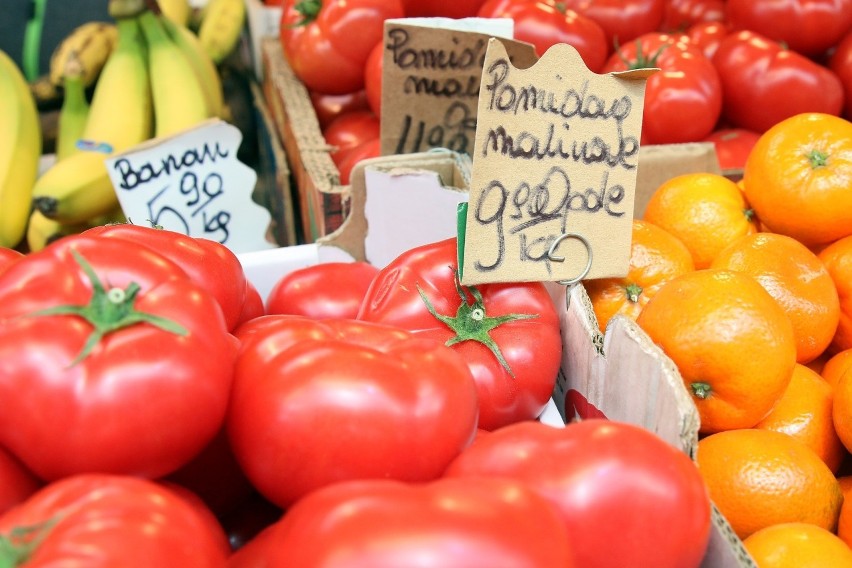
[[293, 0, 322, 25], [0, 520, 56, 568], [616, 39, 668, 70], [28, 249, 187, 366], [417, 273, 538, 378]]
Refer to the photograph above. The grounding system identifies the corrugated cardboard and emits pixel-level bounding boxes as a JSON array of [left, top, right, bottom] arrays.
[[261, 38, 347, 243], [249, 81, 297, 247], [634, 142, 723, 218]]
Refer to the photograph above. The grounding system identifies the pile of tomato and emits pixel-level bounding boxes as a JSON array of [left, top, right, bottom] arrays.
[[267, 0, 852, 176], [0, 226, 715, 566]]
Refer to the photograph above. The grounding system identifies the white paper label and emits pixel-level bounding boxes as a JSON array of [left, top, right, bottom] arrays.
[[105, 119, 275, 254]]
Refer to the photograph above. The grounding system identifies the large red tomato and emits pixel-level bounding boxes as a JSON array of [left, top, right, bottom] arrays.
[[357, 238, 562, 431], [445, 420, 713, 568], [401, 0, 488, 18], [829, 29, 852, 120], [660, 0, 725, 32], [227, 316, 479, 508], [0, 446, 41, 516], [280, 0, 405, 94], [227, 477, 574, 567], [265, 261, 380, 319], [712, 30, 844, 133], [567, 0, 665, 49], [82, 223, 249, 331], [602, 32, 722, 144], [0, 235, 236, 481], [0, 474, 229, 566], [726, 0, 852, 57], [478, 0, 608, 72]]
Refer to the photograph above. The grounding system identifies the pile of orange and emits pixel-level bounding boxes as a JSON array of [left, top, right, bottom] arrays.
[[585, 112, 852, 557]]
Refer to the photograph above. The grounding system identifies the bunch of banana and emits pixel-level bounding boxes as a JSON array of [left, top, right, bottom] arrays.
[[48, 21, 119, 89], [32, 0, 223, 227], [0, 49, 42, 250], [56, 52, 91, 162], [197, 0, 247, 64]]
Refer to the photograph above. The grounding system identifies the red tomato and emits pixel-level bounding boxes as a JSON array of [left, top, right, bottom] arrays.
[[364, 40, 383, 117], [567, 0, 665, 50], [82, 223, 249, 331], [227, 317, 479, 508], [163, 428, 255, 520], [357, 237, 562, 431], [0, 235, 236, 480], [227, 477, 575, 567], [478, 0, 609, 72], [563, 388, 607, 420], [309, 89, 371, 130], [0, 446, 41, 516], [726, 0, 852, 57], [712, 30, 844, 133], [337, 137, 382, 184], [829, 30, 852, 120], [280, 0, 405, 95], [702, 128, 762, 171], [660, 0, 725, 32], [0, 474, 230, 566], [266, 261, 380, 319], [685, 20, 729, 59], [323, 110, 381, 171], [235, 278, 265, 327], [602, 32, 722, 144], [401, 0, 488, 18], [445, 420, 713, 568], [0, 247, 23, 274]]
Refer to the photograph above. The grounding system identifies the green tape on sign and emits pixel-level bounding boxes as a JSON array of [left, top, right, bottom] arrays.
[[456, 201, 468, 280]]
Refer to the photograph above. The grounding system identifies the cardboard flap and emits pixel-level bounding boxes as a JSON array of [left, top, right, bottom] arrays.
[[320, 150, 472, 264], [609, 68, 660, 80], [634, 142, 722, 218], [602, 314, 700, 457]]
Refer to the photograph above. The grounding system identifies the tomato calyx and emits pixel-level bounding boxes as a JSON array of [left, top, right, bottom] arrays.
[[0, 519, 56, 568], [28, 249, 188, 366], [292, 0, 322, 26], [691, 382, 712, 399], [617, 39, 669, 70], [807, 149, 829, 168], [417, 271, 538, 378], [625, 283, 643, 303]]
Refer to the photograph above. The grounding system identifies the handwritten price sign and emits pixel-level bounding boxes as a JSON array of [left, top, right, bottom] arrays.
[[461, 40, 655, 285], [105, 119, 275, 254]]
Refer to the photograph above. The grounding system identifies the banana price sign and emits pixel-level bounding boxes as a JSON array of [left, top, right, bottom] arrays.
[[105, 119, 275, 254]]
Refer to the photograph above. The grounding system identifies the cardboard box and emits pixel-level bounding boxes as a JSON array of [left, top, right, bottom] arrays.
[[261, 38, 348, 243], [237, 150, 754, 566], [249, 80, 298, 247]]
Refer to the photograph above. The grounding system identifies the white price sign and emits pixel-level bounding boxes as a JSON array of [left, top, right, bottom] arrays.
[[105, 119, 275, 254]]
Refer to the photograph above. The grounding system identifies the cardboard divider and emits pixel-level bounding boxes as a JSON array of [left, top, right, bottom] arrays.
[[261, 38, 348, 243]]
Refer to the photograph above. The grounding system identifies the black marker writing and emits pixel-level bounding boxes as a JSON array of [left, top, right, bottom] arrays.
[[388, 28, 486, 70], [113, 142, 230, 191]]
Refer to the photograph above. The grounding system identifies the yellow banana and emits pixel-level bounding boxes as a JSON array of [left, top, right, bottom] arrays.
[[49, 22, 119, 88], [27, 206, 127, 252], [26, 210, 89, 252], [33, 14, 153, 225], [56, 52, 91, 161], [161, 15, 224, 119], [197, 0, 246, 64], [139, 9, 211, 137], [159, 0, 193, 27], [0, 49, 42, 249]]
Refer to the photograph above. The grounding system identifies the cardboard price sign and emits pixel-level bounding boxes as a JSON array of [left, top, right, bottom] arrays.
[[379, 18, 537, 157], [105, 119, 275, 254], [461, 39, 655, 285]]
